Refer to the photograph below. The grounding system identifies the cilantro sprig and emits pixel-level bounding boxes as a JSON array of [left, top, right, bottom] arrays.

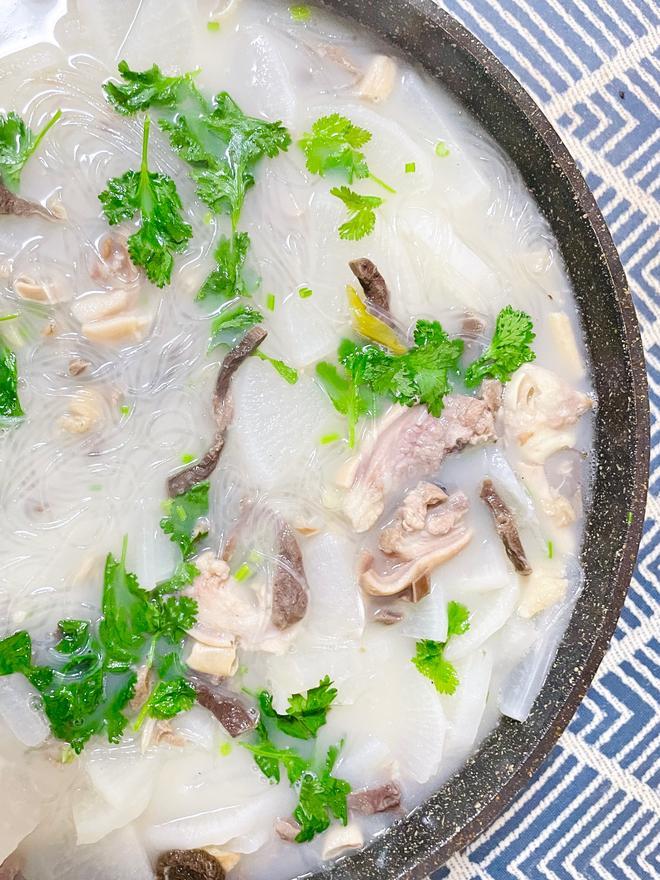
[[209, 304, 264, 349], [98, 116, 192, 287], [299, 114, 393, 193], [160, 481, 210, 560], [197, 232, 250, 303], [242, 677, 350, 843], [0, 483, 207, 754], [257, 675, 337, 740], [412, 601, 470, 695], [330, 186, 384, 240], [0, 109, 61, 190], [464, 305, 536, 387]]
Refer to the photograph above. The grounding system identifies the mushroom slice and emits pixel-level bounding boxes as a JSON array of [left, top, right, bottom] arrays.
[[185, 641, 238, 678], [271, 520, 309, 630], [357, 55, 397, 102], [480, 478, 531, 574], [192, 678, 258, 738], [167, 327, 266, 497], [518, 571, 567, 618], [348, 781, 401, 815], [155, 849, 225, 880], [361, 488, 472, 597], [321, 822, 364, 859], [341, 393, 497, 533]]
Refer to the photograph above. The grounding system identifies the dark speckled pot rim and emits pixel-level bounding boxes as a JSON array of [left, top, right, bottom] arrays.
[[307, 2, 651, 878]]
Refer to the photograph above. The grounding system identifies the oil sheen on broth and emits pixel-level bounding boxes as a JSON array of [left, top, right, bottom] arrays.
[[0, 1, 594, 878]]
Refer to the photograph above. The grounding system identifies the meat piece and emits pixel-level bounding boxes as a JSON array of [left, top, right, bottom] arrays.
[[140, 717, 185, 753], [82, 314, 149, 343], [58, 389, 104, 434], [349, 258, 390, 313], [155, 849, 225, 880], [518, 571, 567, 618], [167, 328, 266, 497], [361, 488, 472, 596], [13, 275, 68, 303], [481, 379, 503, 414], [517, 461, 578, 527], [185, 641, 238, 678], [503, 364, 592, 464], [0, 853, 24, 880], [0, 180, 52, 220], [68, 358, 90, 376], [340, 394, 497, 532], [357, 55, 397, 103], [348, 781, 401, 815], [192, 679, 258, 737], [271, 521, 309, 630], [461, 313, 486, 340], [90, 235, 138, 285], [72, 288, 134, 325], [274, 817, 301, 843], [480, 478, 531, 575], [321, 823, 364, 859], [130, 664, 152, 712]]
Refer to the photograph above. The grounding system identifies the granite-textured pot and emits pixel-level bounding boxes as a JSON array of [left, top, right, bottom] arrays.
[[312, 1, 651, 877]]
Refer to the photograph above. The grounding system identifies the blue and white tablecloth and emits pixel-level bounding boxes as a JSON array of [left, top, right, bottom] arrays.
[[428, 2, 660, 878]]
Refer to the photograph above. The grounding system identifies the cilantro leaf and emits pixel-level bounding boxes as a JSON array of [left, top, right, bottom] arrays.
[[298, 114, 393, 193], [197, 232, 250, 302], [99, 540, 150, 672], [412, 601, 471, 695], [98, 116, 192, 287], [254, 350, 298, 385], [103, 61, 199, 115], [153, 560, 199, 596], [330, 185, 383, 240], [447, 600, 471, 637], [144, 677, 196, 719], [0, 630, 32, 674], [0, 339, 24, 419], [209, 304, 264, 348], [294, 742, 351, 843], [160, 481, 210, 559], [299, 113, 370, 182], [314, 361, 370, 417], [56, 620, 91, 655], [464, 306, 536, 387], [145, 595, 198, 644], [0, 109, 61, 190], [258, 676, 337, 740], [242, 720, 311, 784], [340, 319, 464, 417]]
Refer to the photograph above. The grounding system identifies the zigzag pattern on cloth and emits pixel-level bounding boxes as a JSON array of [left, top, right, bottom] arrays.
[[424, 2, 660, 878]]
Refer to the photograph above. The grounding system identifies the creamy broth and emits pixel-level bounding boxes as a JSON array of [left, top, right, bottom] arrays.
[[0, 2, 594, 878]]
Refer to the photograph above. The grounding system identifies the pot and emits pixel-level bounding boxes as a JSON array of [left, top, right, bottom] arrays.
[[312, 1, 650, 876]]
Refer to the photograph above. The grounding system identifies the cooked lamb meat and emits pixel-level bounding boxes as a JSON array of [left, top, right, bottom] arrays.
[[348, 781, 401, 814], [271, 520, 309, 629], [192, 678, 258, 738]]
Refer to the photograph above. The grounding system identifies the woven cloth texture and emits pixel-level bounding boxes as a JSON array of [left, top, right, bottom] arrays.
[[427, 2, 659, 878]]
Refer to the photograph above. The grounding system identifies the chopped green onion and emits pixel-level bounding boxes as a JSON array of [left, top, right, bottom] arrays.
[[181, 453, 195, 465], [254, 349, 298, 384], [234, 562, 252, 582], [404, 162, 416, 173], [0, 313, 18, 322], [320, 432, 340, 445], [89, 484, 103, 492], [290, 4, 311, 21], [547, 540, 554, 560], [626, 511, 633, 525], [298, 286, 313, 299], [119, 404, 131, 416], [435, 140, 450, 157], [203, 211, 213, 224], [219, 741, 232, 756], [207, 20, 220, 32], [266, 292, 276, 311]]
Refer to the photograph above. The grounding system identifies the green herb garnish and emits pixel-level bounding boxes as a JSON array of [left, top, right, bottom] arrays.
[[340, 319, 464, 417], [330, 185, 383, 240], [98, 116, 192, 287], [412, 601, 470, 695], [135, 677, 196, 728], [257, 675, 337, 740], [435, 140, 450, 157], [298, 286, 313, 299], [405, 161, 416, 173], [547, 540, 554, 559], [197, 232, 251, 302], [254, 349, 298, 384], [0, 109, 61, 190], [298, 114, 393, 192], [103, 61, 197, 115], [294, 743, 351, 842], [160, 481, 210, 559], [207, 20, 220, 32], [290, 4, 312, 21], [464, 306, 535, 387], [266, 292, 276, 311], [209, 304, 264, 348], [242, 720, 311, 784], [0, 339, 24, 419]]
